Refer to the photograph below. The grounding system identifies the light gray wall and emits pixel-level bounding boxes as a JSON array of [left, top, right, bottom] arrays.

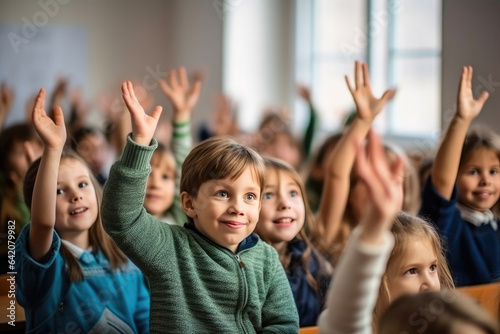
[[442, 0, 500, 132], [0, 0, 223, 133]]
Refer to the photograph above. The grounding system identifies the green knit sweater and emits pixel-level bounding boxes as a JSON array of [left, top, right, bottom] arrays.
[[101, 136, 299, 334]]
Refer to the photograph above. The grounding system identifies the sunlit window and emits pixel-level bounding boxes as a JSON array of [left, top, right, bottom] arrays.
[[295, 0, 442, 141]]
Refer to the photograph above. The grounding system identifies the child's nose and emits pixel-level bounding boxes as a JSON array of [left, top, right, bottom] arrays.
[[71, 192, 83, 202], [228, 199, 244, 215], [420, 274, 439, 292]]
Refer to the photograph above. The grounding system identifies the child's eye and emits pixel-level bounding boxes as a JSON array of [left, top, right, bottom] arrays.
[[404, 268, 417, 275], [245, 193, 256, 201], [263, 192, 273, 200], [216, 191, 228, 198], [162, 174, 170, 180], [491, 169, 498, 175], [469, 169, 478, 175], [56, 189, 64, 195], [290, 190, 298, 197], [430, 264, 437, 272], [79, 182, 88, 188]]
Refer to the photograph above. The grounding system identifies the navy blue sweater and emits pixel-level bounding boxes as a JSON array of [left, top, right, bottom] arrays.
[[419, 177, 500, 287], [286, 239, 331, 327]]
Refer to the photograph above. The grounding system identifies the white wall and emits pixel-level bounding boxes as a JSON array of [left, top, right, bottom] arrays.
[[0, 0, 223, 133], [442, 0, 500, 132], [223, 0, 294, 132]]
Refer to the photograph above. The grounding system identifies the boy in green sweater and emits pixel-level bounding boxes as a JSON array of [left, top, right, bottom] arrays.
[[102, 81, 299, 333]]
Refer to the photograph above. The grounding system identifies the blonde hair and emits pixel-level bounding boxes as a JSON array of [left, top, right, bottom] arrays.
[[180, 136, 265, 222], [375, 212, 455, 321], [260, 158, 332, 298], [379, 290, 499, 334], [23, 148, 128, 282]]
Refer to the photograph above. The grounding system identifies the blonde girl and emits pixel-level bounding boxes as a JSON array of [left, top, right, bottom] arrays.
[[255, 157, 332, 327], [16, 89, 149, 333], [318, 130, 453, 334]]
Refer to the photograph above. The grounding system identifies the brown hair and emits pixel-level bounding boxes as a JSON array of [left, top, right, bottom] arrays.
[[379, 290, 499, 334], [375, 212, 455, 322], [180, 136, 265, 222], [460, 126, 500, 217], [259, 158, 332, 301], [23, 148, 128, 282]]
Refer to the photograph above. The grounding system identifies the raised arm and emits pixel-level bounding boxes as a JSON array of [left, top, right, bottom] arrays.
[[159, 66, 201, 124], [319, 130, 404, 334], [432, 66, 489, 199], [122, 81, 163, 146], [30, 89, 67, 261], [318, 61, 395, 245], [159, 67, 201, 225]]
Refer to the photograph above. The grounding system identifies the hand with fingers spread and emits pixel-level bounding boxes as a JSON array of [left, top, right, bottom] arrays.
[[122, 81, 163, 146], [159, 67, 202, 123], [345, 61, 395, 122], [355, 130, 405, 245], [32, 89, 67, 150], [457, 66, 489, 122]]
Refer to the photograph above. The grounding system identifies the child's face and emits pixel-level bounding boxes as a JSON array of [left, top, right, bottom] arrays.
[[386, 237, 440, 303], [76, 133, 107, 175], [255, 169, 305, 248], [457, 147, 500, 212], [145, 157, 175, 218], [260, 133, 301, 170], [55, 158, 98, 242], [183, 167, 261, 252], [7, 140, 42, 184]]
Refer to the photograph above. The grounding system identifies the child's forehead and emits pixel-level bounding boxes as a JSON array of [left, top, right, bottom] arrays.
[[205, 167, 261, 189], [58, 158, 90, 179], [394, 236, 437, 265]]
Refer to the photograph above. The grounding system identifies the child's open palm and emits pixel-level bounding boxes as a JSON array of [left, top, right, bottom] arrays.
[[457, 66, 489, 121], [159, 67, 201, 123], [345, 61, 395, 122], [32, 88, 66, 149], [122, 81, 163, 146], [355, 130, 405, 242]]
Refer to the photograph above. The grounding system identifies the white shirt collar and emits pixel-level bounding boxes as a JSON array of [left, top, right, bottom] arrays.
[[60, 239, 91, 259], [456, 202, 498, 231]]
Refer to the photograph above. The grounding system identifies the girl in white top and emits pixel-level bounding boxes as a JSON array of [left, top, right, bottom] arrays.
[[318, 130, 454, 334]]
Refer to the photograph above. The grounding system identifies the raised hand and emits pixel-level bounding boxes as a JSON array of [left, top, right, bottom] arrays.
[[345, 61, 395, 122], [159, 67, 202, 123], [457, 66, 489, 121], [355, 130, 405, 243], [32, 89, 67, 150], [122, 81, 162, 146]]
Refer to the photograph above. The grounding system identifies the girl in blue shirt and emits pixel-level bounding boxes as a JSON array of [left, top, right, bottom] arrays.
[[16, 89, 150, 333]]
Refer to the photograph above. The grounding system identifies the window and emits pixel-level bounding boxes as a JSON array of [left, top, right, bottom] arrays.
[[295, 0, 442, 142]]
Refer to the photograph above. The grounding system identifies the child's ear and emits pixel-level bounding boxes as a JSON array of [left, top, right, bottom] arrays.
[[181, 191, 197, 218]]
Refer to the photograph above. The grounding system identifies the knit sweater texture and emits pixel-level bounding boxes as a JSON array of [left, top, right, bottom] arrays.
[[101, 135, 299, 333]]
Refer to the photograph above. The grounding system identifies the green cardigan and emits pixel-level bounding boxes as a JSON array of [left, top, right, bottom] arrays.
[[101, 136, 299, 334]]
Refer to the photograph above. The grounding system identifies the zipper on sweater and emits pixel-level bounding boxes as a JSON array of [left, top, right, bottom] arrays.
[[235, 254, 245, 268]]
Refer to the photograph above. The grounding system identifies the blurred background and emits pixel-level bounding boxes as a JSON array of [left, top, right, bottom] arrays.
[[1, 0, 500, 152]]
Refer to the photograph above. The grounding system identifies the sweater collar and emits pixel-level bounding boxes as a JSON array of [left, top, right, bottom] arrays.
[[184, 223, 259, 253]]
